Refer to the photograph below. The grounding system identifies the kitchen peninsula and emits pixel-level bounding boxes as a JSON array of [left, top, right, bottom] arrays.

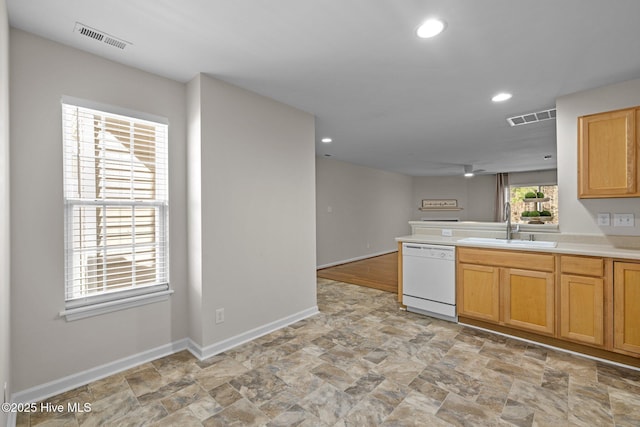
[[397, 220, 640, 368]]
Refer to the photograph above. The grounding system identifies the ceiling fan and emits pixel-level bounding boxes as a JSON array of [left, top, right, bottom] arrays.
[[419, 161, 489, 177], [463, 165, 487, 177]]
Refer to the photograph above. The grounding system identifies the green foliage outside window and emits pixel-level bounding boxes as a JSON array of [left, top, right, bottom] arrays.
[[509, 185, 558, 224]]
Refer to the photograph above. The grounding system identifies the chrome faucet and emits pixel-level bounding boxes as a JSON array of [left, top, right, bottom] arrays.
[[505, 202, 512, 240]]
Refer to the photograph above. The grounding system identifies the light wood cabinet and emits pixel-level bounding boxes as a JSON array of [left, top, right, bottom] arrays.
[[613, 262, 640, 356], [560, 274, 605, 346], [559, 255, 606, 347], [454, 247, 640, 363], [457, 247, 555, 335], [458, 263, 500, 322], [578, 107, 640, 198], [560, 255, 604, 277], [503, 268, 555, 335]]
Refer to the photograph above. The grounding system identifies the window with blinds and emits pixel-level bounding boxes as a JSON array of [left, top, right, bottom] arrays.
[[62, 101, 169, 309]]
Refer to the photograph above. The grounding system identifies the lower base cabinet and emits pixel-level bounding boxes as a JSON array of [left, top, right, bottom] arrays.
[[503, 268, 555, 335], [458, 263, 500, 323], [560, 274, 604, 346], [457, 248, 555, 335], [614, 262, 640, 356], [456, 247, 640, 364]]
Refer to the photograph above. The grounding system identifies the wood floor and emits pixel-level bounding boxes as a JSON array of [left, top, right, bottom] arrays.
[[317, 252, 398, 293]]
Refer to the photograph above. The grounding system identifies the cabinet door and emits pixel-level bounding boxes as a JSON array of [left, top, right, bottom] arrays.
[[457, 263, 500, 323], [560, 274, 604, 346], [578, 108, 638, 198], [502, 268, 555, 335], [614, 262, 640, 355]]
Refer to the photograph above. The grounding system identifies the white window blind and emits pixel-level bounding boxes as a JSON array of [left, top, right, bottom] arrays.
[[62, 102, 169, 310]]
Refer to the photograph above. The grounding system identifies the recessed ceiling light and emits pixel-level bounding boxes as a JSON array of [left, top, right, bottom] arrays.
[[321, 137, 332, 143], [416, 19, 446, 39], [492, 92, 512, 102]]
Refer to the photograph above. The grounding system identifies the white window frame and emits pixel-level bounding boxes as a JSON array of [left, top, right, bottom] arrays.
[[60, 96, 172, 321]]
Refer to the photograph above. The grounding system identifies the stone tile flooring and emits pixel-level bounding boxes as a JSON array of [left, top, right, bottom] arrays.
[[16, 278, 640, 426]]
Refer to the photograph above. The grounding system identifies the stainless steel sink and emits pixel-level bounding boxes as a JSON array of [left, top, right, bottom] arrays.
[[457, 237, 557, 248]]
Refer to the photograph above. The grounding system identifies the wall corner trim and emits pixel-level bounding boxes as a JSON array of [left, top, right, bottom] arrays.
[[8, 305, 319, 423], [188, 306, 320, 360]]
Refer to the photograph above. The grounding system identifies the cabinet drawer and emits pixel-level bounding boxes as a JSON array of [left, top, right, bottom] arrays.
[[457, 247, 554, 272], [560, 255, 604, 277]]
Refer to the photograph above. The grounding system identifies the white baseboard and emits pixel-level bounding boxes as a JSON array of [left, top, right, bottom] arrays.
[[8, 305, 319, 427], [11, 339, 190, 407], [188, 306, 319, 360], [317, 249, 397, 270]]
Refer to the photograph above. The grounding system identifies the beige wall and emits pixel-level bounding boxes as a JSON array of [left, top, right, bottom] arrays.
[[9, 28, 316, 396], [186, 76, 204, 347], [556, 78, 640, 236], [412, 175, 496, 222], [316, 157, 413, 267], [9, 29, 189, 391], [509, 170, 557, 186], [0, 0, 10, 423], [192, 74, 317, 347]]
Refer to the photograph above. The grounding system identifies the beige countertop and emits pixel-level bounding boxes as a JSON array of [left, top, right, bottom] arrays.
[[396, 234, 640, 261]]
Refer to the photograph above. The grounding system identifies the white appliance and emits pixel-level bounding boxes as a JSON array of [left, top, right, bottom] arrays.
[[402, 242, 457, 322]]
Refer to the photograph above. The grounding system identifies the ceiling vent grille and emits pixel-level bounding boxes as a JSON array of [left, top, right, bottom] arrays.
[[507, 108, 556, 127], [74, 22, 131, 50]]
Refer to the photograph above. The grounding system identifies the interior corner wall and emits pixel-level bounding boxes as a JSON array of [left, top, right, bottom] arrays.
[[196, 74, 317, 347], [186, 75, 204, 347], [9, 29, 188, 392], [556, 78, 640, 236], [0, 0, 11, 423], [315, 156, 413, 267], [411, 175, 496, 222]]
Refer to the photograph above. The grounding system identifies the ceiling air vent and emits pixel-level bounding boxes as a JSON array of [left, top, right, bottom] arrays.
[[507, 108, 556, 127], [74, 22, 131, 50]]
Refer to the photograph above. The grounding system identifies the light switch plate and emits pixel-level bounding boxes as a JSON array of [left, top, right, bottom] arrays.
[[597, 213, 610, 226], [613, 213, 634, 227]]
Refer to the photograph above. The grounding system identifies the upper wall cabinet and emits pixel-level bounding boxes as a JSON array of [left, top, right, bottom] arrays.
[[578, 107, 640, 198]]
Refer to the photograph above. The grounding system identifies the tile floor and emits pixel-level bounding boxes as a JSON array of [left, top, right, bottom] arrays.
[[16, 278, 640, 426]]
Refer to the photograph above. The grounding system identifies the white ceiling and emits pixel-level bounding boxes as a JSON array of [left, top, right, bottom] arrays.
[[7, 0, 640, 176]]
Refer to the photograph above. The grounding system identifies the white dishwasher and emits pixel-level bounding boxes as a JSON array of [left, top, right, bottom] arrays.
[[402, 242, 457, 322]]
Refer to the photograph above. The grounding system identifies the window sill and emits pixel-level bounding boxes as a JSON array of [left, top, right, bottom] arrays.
[[59, 289, 174, 321]]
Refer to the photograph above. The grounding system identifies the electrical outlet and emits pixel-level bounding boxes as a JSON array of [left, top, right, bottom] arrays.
[[597, 213, 611, 226], [442, 229, 453, 237], [613, 213, 634, 227], [215, 308, 225, 324]]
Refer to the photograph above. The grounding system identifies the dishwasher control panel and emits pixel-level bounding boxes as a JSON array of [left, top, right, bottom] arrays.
[[402, 243, 455, 260]]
